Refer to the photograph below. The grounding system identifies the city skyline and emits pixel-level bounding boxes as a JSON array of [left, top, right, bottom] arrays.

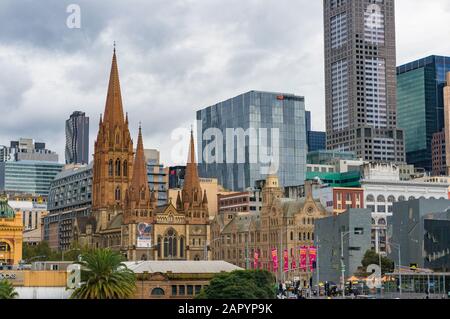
[[1, 0, 450, 166]]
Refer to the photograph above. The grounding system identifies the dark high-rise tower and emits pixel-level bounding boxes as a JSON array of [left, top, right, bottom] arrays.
[[65, 111, 89, 164], [323, 0, 405, 163]]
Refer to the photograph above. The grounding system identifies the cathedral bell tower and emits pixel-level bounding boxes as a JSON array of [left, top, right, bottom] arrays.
[[92, 48, 134, 231]]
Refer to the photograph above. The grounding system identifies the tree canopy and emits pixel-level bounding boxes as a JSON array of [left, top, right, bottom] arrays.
[[196, 270, 276, 299], [0, 280, 18, 299], [360, 250, 394, 275]]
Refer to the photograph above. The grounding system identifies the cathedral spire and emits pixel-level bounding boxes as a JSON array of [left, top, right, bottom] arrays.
[[131, 125, 148, 190], [182, 129, 201, 206], [103, 47, 125, 128]]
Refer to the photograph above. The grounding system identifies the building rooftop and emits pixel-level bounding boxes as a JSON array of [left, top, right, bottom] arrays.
[[123, 260, 242, 274]]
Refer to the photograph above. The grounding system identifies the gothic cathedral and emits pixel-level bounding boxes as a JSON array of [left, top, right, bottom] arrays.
[[74, 49, 210, 261]]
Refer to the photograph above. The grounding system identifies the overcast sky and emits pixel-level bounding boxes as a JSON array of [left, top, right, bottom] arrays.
[[1, 0, 450, 166]]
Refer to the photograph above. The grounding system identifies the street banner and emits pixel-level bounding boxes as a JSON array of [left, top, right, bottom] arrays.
[[300, 246, 307, 271], [253, 250, 259, 269], [272, 248, 278, 272], [308, 246, 317, 272], [283, 249, 289, 272], [136, 223, 153, 248]]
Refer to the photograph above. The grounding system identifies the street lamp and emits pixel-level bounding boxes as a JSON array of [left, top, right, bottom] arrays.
[[340, 230, 351, 297]]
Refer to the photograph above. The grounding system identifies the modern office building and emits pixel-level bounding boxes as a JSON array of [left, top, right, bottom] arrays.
[[0, 161, 64, 196], [444, 72, 450, 175], [306, 111, 326, 152], [197, 90, 307, 191], [45, 163, 93, 250], [0, 138, 58, 162], [147, 163, 169, 207], [65, 111, 89, 165], [324, 0, 405, 163], [315, 209, 372, 285], [397, 56, 450, 171], [168, 166, 186, 189], [390, 199, 450, 271], [432, 130, 446, 176], [218, 191, 263, 214]]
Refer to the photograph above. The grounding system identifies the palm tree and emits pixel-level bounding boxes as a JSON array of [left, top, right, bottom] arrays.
[[71, 249, 136, 299], [0, 280, 18, 299]]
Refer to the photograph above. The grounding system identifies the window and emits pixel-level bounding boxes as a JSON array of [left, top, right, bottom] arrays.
[[164, 229, 178, 258], [179, 285, 185, 295], [187, 285, 194, 295], [115, 187, 121, 201], [172, 285, 177, 296], [195, 285, 202, 295], [354, 228, 364, 235], [151, 288, 165, 296], [108, 160, 113, 177], [366, 195, 375, 202], [115, 159, 121, 176], [123, 161, 128, 177]]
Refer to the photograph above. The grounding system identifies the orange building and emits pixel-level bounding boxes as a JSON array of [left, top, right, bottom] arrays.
[[0, 195, 23, 266]]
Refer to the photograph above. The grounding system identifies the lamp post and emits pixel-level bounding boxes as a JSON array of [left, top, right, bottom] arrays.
[[378, 239, 402, 296], [340, 231, 351, 298]]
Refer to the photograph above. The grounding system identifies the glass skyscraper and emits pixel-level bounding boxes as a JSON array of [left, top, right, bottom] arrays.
[[197, 91, 307, 191], [0, 161, 64, 196], [65, 111, 89, 165], [397, 55, 450, 171]]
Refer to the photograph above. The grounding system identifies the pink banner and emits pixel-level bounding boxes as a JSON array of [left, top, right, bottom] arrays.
[[271, 248, 278, 272], [292, 254, 297, 270], [283, 249, 289, 272], [309, 246, 317, 272], [253, 250, 259, 269], [300, 246, 307, 271]]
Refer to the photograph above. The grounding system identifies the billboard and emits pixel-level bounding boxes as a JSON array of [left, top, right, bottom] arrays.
[[137, 223, 153, 248]]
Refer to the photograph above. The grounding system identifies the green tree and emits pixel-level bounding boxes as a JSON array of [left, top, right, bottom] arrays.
[[0, 280, 18, 299], [361, 250, 394, 275], [196, 270, 276, 299], [71, 249, 136, 299], [22, 241, 60, 262]]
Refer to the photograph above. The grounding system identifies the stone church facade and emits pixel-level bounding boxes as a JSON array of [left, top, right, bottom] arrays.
[[74, 49, 210, 261]]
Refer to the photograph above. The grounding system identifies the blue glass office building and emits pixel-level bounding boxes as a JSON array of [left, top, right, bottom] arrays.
[[305, 111, 326, 152], [197, 91, 307, 191], [0, 161, 64, 196], [397, 56, 450, 171]]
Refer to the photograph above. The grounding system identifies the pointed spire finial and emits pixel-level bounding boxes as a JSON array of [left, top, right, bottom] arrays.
[[113, 41, 116, 53]]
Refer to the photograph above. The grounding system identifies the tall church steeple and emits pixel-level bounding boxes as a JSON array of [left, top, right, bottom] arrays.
[[103, 47, 125, 127], [182, 129, 202, 209], [92, 47, 134, 215]]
